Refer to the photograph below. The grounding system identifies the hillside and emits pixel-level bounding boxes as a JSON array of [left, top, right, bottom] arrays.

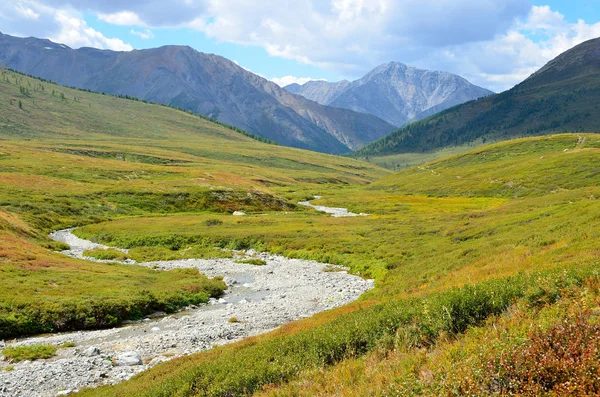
[[0, 32, 395, 153], [285, 62, 492, 126], [73, 133, 600, 396], [2, 70, 600, 396], [353, 37, 600, 159], [0, 69, 388, 339]]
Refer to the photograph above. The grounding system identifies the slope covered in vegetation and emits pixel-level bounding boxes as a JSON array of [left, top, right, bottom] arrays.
[[0, 69, 387, 337], [2, 67, 599, 397], [353, 37, 600, 167], [73, 133, 600, 396]]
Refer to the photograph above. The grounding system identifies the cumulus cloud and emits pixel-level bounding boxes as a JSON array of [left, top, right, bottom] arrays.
[[195, 0, 530, 76], [271, 76, 325, 87], [130, 28, 154, 40], [0, 1, 132, 51], [191, 1, 600, 91], [415, 6, 600, 91], [42, 0, 208, 27], [2, 1, 600, 91], [98, 11, 143, 26]]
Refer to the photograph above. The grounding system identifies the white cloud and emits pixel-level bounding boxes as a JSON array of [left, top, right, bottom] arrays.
[[52, 10, 133, 50], [2, 1, 600, 91], [0, 1, 132, 51], [195, 0, 530, 76], [14, 3, 40, 20], [416, 6, 600, 91], [98, 11, 143, 26], [187, 1, 600, 91], [130, 28, 154, 40], [271, 76, 325, 87]]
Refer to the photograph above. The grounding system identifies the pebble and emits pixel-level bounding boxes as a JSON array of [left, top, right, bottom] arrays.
[[0, 228, 373, 397]]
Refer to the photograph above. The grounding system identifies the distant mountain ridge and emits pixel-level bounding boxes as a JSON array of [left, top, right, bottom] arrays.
[[285, 62, 493, 127], [353, 37, 600, 158], [0, 32, 395, 154]]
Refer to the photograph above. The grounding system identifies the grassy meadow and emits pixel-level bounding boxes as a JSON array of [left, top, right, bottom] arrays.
[[0, 69, 387, 337], [1, 69, 600, 395]]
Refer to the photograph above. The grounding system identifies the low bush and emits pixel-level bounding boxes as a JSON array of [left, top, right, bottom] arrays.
[[82, 266, 595, 396], [484, 313, 600, 395], [83, 248, 128, 261], [235, 258, 267, 266], [2, 344, 57, 362]]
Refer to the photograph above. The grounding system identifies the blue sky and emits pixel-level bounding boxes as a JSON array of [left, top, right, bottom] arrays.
[[1, 1, 599, 91], [532, 0, 600, 21]]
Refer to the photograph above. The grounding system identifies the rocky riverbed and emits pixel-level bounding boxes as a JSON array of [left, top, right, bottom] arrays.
[[297, 196, 368, 217], [0, 226, 373, 397]]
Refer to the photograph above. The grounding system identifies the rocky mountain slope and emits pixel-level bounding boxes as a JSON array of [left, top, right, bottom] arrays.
[[353, 37, 600, 158], [286, 62, 492, 126], [0, 32, 394, 153]]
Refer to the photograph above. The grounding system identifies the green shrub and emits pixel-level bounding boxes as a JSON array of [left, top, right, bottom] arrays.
[[84, 266, 596, 396], [2, 344, 57, 362], [83, 248, 128, 261], [235, 258, 267, 266]]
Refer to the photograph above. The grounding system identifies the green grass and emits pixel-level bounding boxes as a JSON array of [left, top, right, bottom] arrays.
[[83, 248, 128, 261], [73, 133, 600, 396], [372, 134, 600, 197], [2, 344, 57, 362], [357, 141, 484, 170], [2, 69, 600, 396], [235, 258, 267, 266], [0, 70, 388, 338], [80, 264, 600, 396]]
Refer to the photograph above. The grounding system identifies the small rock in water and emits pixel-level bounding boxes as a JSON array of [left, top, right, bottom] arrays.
[[218, 298, 227, 304], [83, 346, 100, 357], [114, 351, 143, 366], [232, 211, 246, 216]]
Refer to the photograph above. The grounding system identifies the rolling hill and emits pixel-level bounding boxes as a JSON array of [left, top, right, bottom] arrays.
[[2, 61, 600, 397], [353, 37, 600, 160], [76, 133, 600, 396], [0, 68, 388, 338], [0, 32, 395, 154]]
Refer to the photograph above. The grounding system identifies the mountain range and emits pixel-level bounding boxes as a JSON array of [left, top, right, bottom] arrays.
[[0, 32, 395, 154], [285, 62, 493, 127], [354, 37, 600, 158], [0, 32, 496, 154]]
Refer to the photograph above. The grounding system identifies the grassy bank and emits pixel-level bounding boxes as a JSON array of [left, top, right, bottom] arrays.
[[0, 70, 387, 338], [2, 69, 600, 396], [80, 263, 600, 396], [72, 133, 600, 395]]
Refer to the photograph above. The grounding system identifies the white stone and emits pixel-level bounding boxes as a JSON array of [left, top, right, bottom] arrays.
[[83, 346, 100, 357], [114, 351, 142, 366]]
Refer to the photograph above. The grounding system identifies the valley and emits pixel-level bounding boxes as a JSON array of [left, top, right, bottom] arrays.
[[4, 229, 371, 397], [0, 34, 599, 397]]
